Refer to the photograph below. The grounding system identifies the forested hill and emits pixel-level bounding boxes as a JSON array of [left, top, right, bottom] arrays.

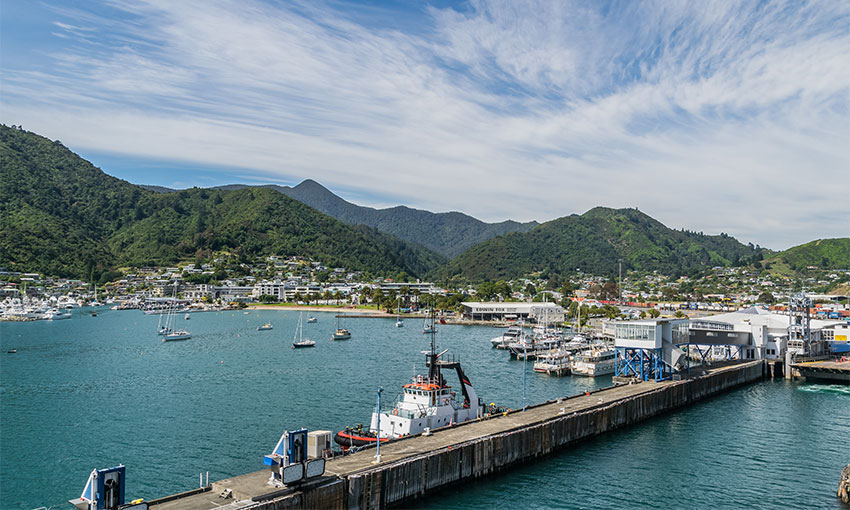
[[0, 125, 445, 279], [765, 238, 850, 271], [434, 207, 765, 281], [204, 180, 538, 258]]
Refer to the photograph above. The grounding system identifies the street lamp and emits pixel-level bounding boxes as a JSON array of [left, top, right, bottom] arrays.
[[521, 319, 527, 411]]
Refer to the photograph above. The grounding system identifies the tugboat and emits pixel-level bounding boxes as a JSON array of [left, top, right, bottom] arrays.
[[334, 313, 493, 448]]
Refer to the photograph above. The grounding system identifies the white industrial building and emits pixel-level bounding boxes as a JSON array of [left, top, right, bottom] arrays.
[[689, 306, 845, 360], [461, 302, 565, 323]]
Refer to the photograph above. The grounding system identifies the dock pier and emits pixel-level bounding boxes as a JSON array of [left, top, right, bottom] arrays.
[[149, 361, 764, 509]]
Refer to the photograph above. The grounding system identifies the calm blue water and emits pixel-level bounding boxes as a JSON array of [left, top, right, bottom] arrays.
[[1, 309, 847, 509], [0, 309, 605, 508]]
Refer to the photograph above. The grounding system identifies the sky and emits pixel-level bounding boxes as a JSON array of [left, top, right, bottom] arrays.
[[1, 0, 848, 251]]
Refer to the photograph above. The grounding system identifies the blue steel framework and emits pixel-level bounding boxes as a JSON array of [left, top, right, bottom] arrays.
[[616, 343, 745, 381], [615, 347, 677, 382]]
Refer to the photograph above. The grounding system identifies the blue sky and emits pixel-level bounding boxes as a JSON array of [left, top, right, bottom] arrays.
[[2, 0, 848, 250]]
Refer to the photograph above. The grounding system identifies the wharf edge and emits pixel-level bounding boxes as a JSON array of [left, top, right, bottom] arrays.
[[150, 360, 765, 510]]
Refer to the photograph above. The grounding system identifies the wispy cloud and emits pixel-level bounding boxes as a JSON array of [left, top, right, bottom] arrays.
[[1, 0, 847, 249]]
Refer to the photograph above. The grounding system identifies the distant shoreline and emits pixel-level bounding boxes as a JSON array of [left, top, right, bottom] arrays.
[[247, 304, 390, 315]]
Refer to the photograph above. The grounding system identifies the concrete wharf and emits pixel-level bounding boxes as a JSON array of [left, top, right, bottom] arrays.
[[791, 359, 850, 383], [148, 361, 764, 510]]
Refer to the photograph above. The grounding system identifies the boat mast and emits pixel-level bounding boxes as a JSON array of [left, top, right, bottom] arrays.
[[427, 308, 441, 388]]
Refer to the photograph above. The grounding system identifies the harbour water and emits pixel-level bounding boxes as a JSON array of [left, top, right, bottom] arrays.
[[1, 309, 847, 509]]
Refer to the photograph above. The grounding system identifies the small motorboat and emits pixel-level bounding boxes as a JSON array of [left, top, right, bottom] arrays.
[[257, 323, 273, 331], [306, 316, 317, 323], [7, 349, 17, 354]]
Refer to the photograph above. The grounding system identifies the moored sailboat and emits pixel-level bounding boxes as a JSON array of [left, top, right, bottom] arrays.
[[332, 315, 351, 340], [292, 312, 316, 348]]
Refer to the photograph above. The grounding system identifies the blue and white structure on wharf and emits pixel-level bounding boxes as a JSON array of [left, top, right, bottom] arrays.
[[613, 318, 689, 382]]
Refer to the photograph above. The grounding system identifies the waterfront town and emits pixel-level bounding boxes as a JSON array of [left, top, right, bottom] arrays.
[[3, 1, 849, 508], [3, 254, 848, 321]]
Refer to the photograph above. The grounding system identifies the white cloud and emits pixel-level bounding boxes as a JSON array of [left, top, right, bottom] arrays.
[[2, 0, 848, 250]]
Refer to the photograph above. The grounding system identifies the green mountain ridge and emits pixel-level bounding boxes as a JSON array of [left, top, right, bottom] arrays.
[[148, 181, 538, 258], [0, 125, 445, 279], [434, 206, 768, 281]]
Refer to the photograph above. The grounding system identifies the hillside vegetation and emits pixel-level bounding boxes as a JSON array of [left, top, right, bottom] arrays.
[[434, 207, 765, 281], [764, 238, 850, 271], [209, 180, 537, 258], [0, 125, 445, 279]]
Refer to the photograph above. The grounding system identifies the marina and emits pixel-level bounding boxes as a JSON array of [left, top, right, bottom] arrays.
[[1, 308, 848, 509]]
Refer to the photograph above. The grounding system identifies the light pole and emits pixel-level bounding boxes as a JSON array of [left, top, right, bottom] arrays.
[[618, 259, 623, 306], [373, 381, 383, 463], [521, 319, 527, 411]]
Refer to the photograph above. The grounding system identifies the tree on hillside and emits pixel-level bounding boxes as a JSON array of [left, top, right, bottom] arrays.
[[758, 292, 775, 304]]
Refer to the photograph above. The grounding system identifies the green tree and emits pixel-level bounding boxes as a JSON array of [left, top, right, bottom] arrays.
[[757, 292, 775, 304]]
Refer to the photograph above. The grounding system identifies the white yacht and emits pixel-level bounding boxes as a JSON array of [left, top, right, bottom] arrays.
[[490, 325, 527, 349], [572, 348, 616, 377], [162, 330, 191, 342], [45, 309, 72, 320], [292, 312, 316, 348], [533, 349, 572, 376]]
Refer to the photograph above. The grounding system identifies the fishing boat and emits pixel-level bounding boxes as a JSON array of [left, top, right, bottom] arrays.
[[257, 323, 273, 331], [332, 315, 351, 340], [334, 314, 498, 448], [292, 312, 316, 349]]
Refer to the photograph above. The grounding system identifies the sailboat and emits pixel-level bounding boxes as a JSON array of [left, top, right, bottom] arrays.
[[162, 283, 190, 341], [292, 312, 316, 348], [89, 270, 102, 307], [422, 315, 436, 334], [395, 297, 404, 328], [332, 314, 351, 340]]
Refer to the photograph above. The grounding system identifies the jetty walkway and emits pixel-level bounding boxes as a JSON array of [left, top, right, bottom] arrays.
[[148, 360, 764, 509]]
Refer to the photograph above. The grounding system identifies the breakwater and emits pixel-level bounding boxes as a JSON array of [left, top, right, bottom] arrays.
[[152, 360, 764, 509]]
